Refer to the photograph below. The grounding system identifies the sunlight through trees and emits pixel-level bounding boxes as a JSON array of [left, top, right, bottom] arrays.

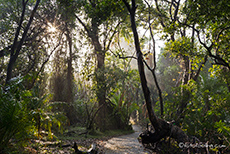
[[0, 0, 229, 153]]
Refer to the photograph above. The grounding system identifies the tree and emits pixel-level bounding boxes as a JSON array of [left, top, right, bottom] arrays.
[[122, 0, 189, 144], [148, 0, 210, 124], [128, 0, 230, 152], [0, 0, 62, 89], [54, 0, 78, 125], [5, 0, 41, 85], [0, 1, 69, 148], [182, 0, 230, 91], [74, 0, 128, 131]]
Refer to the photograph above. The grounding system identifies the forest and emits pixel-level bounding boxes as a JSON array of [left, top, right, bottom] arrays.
[[0, 0, 229, 153]]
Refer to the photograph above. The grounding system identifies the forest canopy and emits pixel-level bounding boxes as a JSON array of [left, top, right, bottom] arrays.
[[0, 0, 229, 153]]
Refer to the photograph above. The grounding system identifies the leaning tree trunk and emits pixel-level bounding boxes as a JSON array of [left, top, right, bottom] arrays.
[[5, 0, 40, 85], [122, 0, 189, 143]]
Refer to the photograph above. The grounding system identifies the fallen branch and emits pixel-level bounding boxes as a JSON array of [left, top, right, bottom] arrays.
[[73, 142, 97, 154]]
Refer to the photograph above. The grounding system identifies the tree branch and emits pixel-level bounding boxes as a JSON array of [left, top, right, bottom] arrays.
[[144, 0, 164, 118], [154, 0, 166, 27], [105, 21, 122, 51], [122, 0, 131, 12], [173, 0, 180, 21], [10, 0, 27, 58], [177, 20, 230, 69], [193, 55, 208, 81], [109, 49, 137, 60], [6, 0, 41, 84], [28, 32, 64, 89], [75, 14, 91, 35], [0, 27, 45, 58]]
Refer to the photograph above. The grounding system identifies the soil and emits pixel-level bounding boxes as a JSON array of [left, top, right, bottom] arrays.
[[101, 125, 152, 154], [25, 125, 153, 153]]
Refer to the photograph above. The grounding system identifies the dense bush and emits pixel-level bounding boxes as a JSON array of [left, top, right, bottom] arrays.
[[0, 77, 66, 152]]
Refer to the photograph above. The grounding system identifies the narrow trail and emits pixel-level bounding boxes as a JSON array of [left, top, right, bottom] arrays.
[[102, 125, 152, 154]]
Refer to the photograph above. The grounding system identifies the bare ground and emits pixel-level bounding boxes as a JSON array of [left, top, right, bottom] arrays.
[[25, 125, 154, 153], [101, 125, 152, 154]]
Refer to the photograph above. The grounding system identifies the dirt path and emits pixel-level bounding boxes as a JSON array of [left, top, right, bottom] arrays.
[[102, 125, 152, 154]]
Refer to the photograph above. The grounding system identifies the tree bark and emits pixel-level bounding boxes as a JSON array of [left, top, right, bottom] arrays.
[[91, 30, 107, 131], [65, 27, 79, 125], [5, 0, 41, 85], [122, 0, 189, 143], [176, 55, 190, 120], [123, 0, 160, 131], [66, 28, 73, 103]]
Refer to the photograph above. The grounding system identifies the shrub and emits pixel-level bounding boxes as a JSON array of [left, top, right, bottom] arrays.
[[0, 77, 66, 152]]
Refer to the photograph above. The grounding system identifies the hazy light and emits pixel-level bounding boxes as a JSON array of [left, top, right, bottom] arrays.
[[48, 22, 56, 33]]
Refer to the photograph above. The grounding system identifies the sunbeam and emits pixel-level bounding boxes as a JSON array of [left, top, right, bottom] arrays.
[[48, 22, 56, 33]]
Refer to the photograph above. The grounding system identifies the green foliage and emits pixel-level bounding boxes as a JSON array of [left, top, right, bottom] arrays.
[[157, 46, 230, 143], [57, 0, 77, 26], [109, 89, 139, 129], [184, 0, 230, 25], [1, 0, 229, 152], [82, 0, 125, 25], [183, 73, 230, 142], [78, 50, 142, 129], [0, 77, 36, 151], [0, 77, 66, 152], [183, 0, 230, 69], [157, 51, 181, 95], [165, 37, 200, 57], [38, 101, 67, 139]]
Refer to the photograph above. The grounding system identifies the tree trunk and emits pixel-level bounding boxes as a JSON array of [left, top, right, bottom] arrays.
[[66, 28, 73, 103], [65, 27, 79, 125], [176, 56, 190, 121], [95, 53, 107, 131], [122, 0, 189, 143], [89, 20, 108, 131], [6, 0, 40, 85], [76, 14, 125, 131], [93, 37, 108, 131]]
